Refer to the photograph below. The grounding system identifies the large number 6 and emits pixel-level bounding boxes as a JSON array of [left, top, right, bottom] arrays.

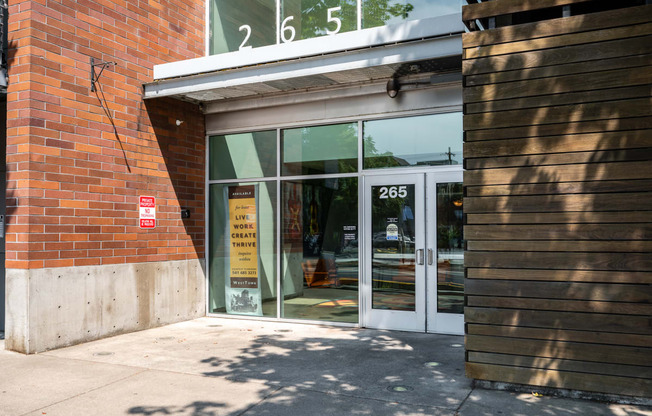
[[326, 7, 342, 35], [238, 25, 252, 50], [281, 16, 296, 43]]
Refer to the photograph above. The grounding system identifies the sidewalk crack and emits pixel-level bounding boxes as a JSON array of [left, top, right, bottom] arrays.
[[235, 386, 285, 415], [454, 386, 474, 415]]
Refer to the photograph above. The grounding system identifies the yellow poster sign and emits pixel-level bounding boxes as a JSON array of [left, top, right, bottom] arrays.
[[228, 185, 259, 289]]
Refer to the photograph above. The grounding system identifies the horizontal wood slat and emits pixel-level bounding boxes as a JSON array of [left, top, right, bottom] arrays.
[[465, 149, 652, 169], [466, 324, 652, 347], [465, 180, 652, 196], [463, 5, 652, 48], [463, 36, 652, 75], [465, 280, 652, 302], [464, 55, 651, 87], [465, 222, 652, 239], [465, 117, 652, 141], [468, 352, 652, 379], [467, 240, 652, 253], [464, 98, 652, 130], [463, 130, 651, 157], [466, 269, 652, 284], [464, 193, 652, 213], [463, 161, 652, 185], [465, 307, 651, 335], [465, 363, 652, 397], [465, 252, 651, 271], [466, 335, 652, 366], [466, 211, 652, 225], [465, 23, 652, 59], [464, 68, 651, 104], [464, 223, 650, 240], [463, 0, 592, 21], [467, 296, 652, 315], [465, 84, 652, 114]]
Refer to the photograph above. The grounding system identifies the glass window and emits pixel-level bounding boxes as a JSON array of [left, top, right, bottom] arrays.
[[363, 112, 462, 169], [370, 183, 416, 311], [362, 0, 463, 29], [209, 131, 277, 180], [210, 0, 276, 55], [436, 182, 463, 314], [209, 181, 277, 317], [282, 123, 358, 176], [281, 178, 358, 323], [281, 0, 357, 42]]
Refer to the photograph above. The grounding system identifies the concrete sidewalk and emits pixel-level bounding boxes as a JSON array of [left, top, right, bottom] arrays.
[[0, 318, 649, 416]]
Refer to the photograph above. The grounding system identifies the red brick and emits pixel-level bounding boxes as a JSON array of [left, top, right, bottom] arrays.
[[7, 0, 205, 269]]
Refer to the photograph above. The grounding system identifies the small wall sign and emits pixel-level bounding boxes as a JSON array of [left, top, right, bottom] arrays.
[[139, 196, 156, 229]]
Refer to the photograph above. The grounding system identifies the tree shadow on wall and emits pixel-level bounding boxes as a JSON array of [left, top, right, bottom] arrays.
[[142, 98, 206, 263], [462, 3, 652, 397]]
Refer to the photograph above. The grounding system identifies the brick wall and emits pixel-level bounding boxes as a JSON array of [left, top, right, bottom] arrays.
[[5, 0, 206, 269]]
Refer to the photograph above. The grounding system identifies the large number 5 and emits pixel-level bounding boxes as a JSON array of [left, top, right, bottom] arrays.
[[326, 7, 342, 35], [281, 16, 296, 43]]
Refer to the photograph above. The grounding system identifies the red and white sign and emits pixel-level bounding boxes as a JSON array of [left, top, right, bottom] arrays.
[[139, 196, 156, 229]]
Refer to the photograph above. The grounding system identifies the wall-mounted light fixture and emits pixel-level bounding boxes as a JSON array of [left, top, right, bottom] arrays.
[[386, 72, 463, 99], [386, 78, 400, 98]]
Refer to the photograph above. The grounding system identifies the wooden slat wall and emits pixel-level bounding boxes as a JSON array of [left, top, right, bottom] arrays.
[[462, 2, 652, 398]]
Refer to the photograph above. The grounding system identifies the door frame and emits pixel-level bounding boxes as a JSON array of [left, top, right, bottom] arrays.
[[361, 173, 426, 332], [361, 167, 463, 334]]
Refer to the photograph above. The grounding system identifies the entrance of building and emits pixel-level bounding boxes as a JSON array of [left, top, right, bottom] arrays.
[[362, 171, 464, 334]]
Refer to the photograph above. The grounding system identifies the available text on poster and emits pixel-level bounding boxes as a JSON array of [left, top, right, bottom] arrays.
[[225, 185, 262, 316]]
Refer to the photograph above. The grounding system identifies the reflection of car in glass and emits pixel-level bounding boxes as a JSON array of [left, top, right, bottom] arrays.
[[372, 232, 414, 250]]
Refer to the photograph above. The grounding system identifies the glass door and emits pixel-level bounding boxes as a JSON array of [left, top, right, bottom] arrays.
[[363, 174, 426, 332], [426, 171, 464, 334], [363, 170, 464, 334]]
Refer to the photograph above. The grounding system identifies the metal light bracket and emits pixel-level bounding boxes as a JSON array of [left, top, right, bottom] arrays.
[[90, 57, 117, 92]]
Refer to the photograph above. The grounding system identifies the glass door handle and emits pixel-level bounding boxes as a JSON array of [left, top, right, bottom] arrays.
[[416, 249, 425, 265], [427, 249, 434, 265]]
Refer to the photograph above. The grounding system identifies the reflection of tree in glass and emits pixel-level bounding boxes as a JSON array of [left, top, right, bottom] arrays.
[[363, 0, 414, 29], [363, 134, 405, 169], [295, 0, 413, 39]]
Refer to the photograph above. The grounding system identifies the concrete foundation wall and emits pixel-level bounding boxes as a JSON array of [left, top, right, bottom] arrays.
[[5, 259, 206, 354]]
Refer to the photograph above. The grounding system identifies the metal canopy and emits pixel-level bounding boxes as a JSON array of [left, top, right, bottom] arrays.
[[143, 35, 462, 105]]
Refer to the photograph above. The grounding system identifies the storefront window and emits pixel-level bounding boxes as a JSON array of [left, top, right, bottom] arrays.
[[363, 112, 462, 169], [209, 181, 277, 317], [209, 131, 277, 180], [207, 113, 462, 325], [209, 0, 276, 55], [282, 123, 358, 175], [281, 178, 358, 323], [362, 0, 463, 29]]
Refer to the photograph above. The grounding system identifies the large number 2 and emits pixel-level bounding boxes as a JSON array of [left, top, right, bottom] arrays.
[[326, 7, 342, 35], [238, 25, 252, 50]]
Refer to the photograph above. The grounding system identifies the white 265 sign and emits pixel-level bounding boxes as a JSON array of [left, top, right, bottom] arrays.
[[238, 6, 342, 50], [379, 186, 408, 199]]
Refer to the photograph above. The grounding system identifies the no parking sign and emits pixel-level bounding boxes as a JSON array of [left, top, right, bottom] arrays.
[[139, 196, 156, 229]]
